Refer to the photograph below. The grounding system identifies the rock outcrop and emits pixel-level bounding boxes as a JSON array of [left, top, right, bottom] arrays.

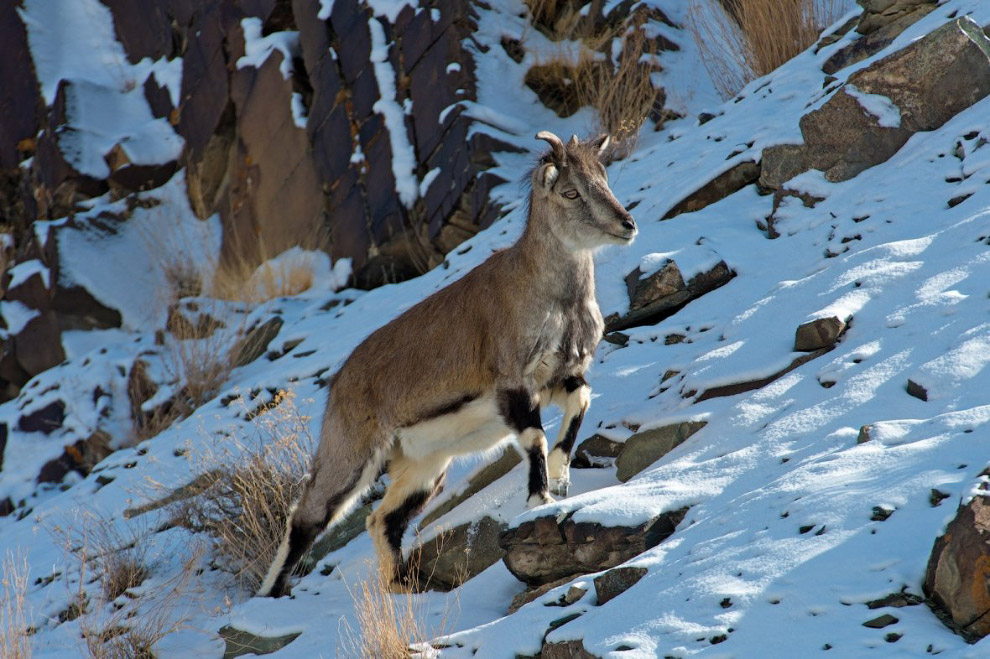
[[500, 507, 687, 587], [924, 473, 990, 641], [762, 16, 990, 188]]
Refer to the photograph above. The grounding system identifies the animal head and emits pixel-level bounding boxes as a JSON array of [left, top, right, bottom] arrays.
[[531, 131, 637, 251]]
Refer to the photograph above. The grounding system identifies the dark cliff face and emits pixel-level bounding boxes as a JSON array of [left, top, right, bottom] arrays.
[[0, 0, 519, 401]]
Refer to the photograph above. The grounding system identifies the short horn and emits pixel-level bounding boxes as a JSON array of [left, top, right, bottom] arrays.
[[536, 130, 566, 164], [568, 134, 579, 147]]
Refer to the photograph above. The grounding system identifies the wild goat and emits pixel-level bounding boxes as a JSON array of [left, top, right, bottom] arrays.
[[257, 131, 637, 597]]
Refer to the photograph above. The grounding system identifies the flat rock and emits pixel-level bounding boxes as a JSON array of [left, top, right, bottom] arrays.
[[626, 260, 685, 311], [663, 161, 761, 219], [794, 316, 847, 351], [924, 478, 990, 641], [615, 421, 707, 482], [18, 399, 66, 434], [218, 625, 300, 658], [500, 507, 687, 587]]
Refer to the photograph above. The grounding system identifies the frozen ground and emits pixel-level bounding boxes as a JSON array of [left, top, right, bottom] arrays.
[[3, 0, 990, 657]]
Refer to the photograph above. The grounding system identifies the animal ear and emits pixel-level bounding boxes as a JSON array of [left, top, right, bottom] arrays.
[[536, 130, 566, 165], [539, 163, 559, 189], [592, 134, 611, 156]]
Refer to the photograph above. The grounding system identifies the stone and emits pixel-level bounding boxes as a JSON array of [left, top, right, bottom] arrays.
[[801, 17, 990, 182], [18, 400, 66, 434], [759, 144, 811, 190], [924, 482, 990, 641], [408, 516, 507, 591], [626, 260, 685, 311], [50, 283, 122, 330], [615, 421, 708, 482], [233, 317, 283, 367], [508, 575, 579, 614], [663, 161, 761, 218], [218, 625, 301, 658], [573, 434, 624, 469], [823, 6, 935, 74], [594, 566, 648, 605], [906, 379, 928, 401], [857, 0, 936, 35], [794, 316, 847, 351], [857, 424, 873, 444], [500, 507, 687, 586], [541, 639, 601, 659], [37, 431, 113, 484], [12, 311, 64, 377], [608, 261, 735, 332], [866, 591, 923, 609], [421, 447, 521, 526], [0, 3, 43, 169]]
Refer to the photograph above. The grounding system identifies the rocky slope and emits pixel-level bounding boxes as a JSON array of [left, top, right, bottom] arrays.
[[3, 1, 990, 658]]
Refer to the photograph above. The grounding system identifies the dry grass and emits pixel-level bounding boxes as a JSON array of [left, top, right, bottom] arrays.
[[689, 0, 847, 99], [212, 225, 332, 304], [1, 550, 32, 659], [339, 561, 455, 659], [169, 390, 315, 592], [48, 509, 203, 659], [522, 5, 663, 152]]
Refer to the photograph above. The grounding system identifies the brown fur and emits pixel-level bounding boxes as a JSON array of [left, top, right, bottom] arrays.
[[258, 132, 636, 597]]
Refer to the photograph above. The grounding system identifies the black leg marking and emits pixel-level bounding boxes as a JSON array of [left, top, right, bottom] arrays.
[[527, 446, 549, 499], [499, 388, 542, 432], [322, 468, 364, 525], [562, 375, 586, 393], [383, 489, 432, 554], [419, 393, 478, 422], [557, 408, 586, 456], [270, 519, 323, 597]]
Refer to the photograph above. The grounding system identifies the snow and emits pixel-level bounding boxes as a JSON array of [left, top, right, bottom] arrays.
[[846, 84, 903, 128], [0, 300, 39, 335], [369, 17, 420, 207], [8, 259, 51, 289], [237, 17, 300, 80], [5, 1, 990, 658]]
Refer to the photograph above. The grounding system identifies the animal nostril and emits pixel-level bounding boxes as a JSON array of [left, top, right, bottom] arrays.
[[622, 219, 636, 231]]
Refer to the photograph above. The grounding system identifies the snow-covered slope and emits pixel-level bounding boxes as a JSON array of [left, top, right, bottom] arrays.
[[3, 1, 990, 658]]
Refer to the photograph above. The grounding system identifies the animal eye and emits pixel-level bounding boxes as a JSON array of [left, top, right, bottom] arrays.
[[562, 189, 580, 200]]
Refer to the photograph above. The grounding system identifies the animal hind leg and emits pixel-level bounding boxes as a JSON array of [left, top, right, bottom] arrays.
[[547, 375, 590, 496], [366, 451, 450, 591], [257, 449, 386, 598]]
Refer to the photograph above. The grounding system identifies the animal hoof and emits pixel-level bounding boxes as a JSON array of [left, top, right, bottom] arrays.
[[527, 492, 556, 509], [549, 478, 570, 497]]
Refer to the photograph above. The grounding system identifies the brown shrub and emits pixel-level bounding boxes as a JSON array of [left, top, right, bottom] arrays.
[[689, 0, 847, 99]]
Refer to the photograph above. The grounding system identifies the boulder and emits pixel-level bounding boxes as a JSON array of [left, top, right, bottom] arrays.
[[13, 311, 65, 377], [408, 516, 507, 591], [924, 479, 990, 641], [615, 421, 707, 482], [626, 260, 685, 311], [765, 17, 990, 187], [794, 316, 847, 351], [500, 507, 687, 586], [18, 399, 66, 435], [218, 625, 301, 658]]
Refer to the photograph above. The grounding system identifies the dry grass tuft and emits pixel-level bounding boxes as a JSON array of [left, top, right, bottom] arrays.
[[689, 0, 847, 99], [212, 227, 332, 304], [339, 561, 454, 659], [522, 5, 664, 152], [1, 550, 32, 659], [170, 390, 314, 592]]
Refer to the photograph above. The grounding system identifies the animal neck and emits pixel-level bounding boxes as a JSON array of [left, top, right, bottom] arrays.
[[518, 203, 596, 300]]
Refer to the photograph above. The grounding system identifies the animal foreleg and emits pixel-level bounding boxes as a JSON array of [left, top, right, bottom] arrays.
[[502, 388, 554, 508], [547, 375, 590, 496]]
